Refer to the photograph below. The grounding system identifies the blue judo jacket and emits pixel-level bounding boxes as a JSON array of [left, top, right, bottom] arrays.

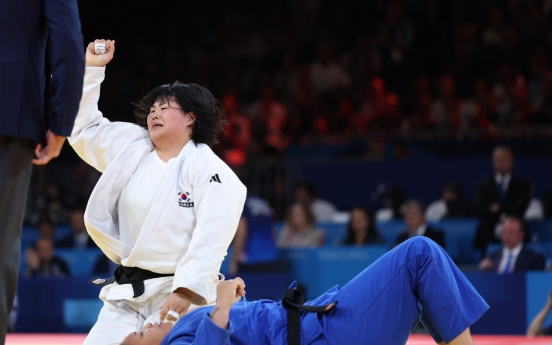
[[161, 282, 333, 345]]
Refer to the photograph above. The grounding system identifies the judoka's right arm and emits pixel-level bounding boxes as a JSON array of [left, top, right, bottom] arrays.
[[68, 40, 148, 172]]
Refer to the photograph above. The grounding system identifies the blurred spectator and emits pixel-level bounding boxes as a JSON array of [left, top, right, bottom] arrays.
[[56, 206, 97, 249], [24, 238, 70, 277], [525, 198, 544, 220], [343, 207, 384, 245], [310, 41, 351, 95], [425, 182, 473, 221], [375, 186, 405, 222], [37, 183, 70, 224], [37, 217, 56, 241], [221, 94, 251, 166], [246, 87, 288, 154], [92, 255, 117, 276], [479, 217, 544, 273], [7, 294, 17, 332], [294, 181, 338, 222], [527, 290, 552, 336], [472, 145, 532, 254], [395, 200, 445, 248], [430, 76, 461, 133], [229, 194, 278, 275], [277, 203, 324, 248]]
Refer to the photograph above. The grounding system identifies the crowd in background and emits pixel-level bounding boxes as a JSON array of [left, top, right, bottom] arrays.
[[78, 0, 552, 164], [20, 0, 552, 281]]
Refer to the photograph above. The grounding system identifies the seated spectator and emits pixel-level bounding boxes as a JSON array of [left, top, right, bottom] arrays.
[[24, 238, 70, 277], [37, 217, 56, 241], [56, 206, 97, 249], [527, 290, 552, 336], [294, 181, 337, 222], [395, 200, 445, 248], [425, 182, 473, 221], [92, 254, 117, 275], [229, 194, 278, 275], [277, 203, 325, 248], [479, 216, 545, 273], [343, 206, 385, 245], [375, 186, 404, 222]]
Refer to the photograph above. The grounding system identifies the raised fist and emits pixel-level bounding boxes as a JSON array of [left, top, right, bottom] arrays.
[[85, 39, 115, 67]]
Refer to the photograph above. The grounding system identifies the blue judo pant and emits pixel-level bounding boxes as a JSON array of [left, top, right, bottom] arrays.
[[310, 236, 489, 344], [162, 237, 489, 345]]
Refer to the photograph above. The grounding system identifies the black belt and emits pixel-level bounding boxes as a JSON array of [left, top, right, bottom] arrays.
[[282, 288, 338, 345], [88, 265, 174, 298]]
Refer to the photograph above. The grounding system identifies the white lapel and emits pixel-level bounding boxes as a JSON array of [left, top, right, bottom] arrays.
[[122, 140, 197, 267]]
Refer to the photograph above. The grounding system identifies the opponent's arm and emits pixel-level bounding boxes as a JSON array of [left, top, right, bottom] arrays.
[[527, 291, 552, 336], [68, 39, 148, 172]]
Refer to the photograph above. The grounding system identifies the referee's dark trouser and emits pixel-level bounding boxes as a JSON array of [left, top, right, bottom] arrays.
[[0, 135, 34, 344]]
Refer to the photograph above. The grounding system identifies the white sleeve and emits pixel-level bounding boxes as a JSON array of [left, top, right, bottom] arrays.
[[68, 66, 148, 172], [172, 151, 247, 304]]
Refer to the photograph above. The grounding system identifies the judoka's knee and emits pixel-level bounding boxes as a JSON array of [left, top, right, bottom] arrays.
[[399, 236, 440, 256]]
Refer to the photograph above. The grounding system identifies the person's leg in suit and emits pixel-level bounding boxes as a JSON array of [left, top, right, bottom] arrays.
[[0, 136, 34, 342]]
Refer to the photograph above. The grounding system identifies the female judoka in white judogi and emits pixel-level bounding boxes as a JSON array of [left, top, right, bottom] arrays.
[[69, 39, 247, 345]]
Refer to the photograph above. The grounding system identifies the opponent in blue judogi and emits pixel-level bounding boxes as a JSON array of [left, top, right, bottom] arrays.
[[122, 237, 489, 345]]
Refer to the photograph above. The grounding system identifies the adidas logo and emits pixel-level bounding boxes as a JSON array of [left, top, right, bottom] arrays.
[[210, 174, 222, 183]]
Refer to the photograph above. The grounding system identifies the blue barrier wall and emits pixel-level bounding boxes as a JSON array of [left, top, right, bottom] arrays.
[[16, 270, 551, 335]]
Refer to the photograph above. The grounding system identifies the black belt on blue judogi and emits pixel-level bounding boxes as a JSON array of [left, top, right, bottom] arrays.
[[88, 266, 174, 298], [282, 288, 338, 345]]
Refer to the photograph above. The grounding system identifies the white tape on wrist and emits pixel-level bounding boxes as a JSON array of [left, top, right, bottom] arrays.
[[94, 43, 106, 55]]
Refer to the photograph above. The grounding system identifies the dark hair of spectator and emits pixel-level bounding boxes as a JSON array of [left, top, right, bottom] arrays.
[[134, 82, 227, 146], [345, 206, 381, 245], [294, 181, 319, 198], [37, 217, 54, 227], [494, 144, 513, 154], [286, 202, 316, 229], [503, 215, 526, 233], [402, 199, 425, 215], [443, 182, 464, 199], [385, 186, 405, 219]]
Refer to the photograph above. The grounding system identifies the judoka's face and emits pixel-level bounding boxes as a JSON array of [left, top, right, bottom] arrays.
[[147, 98, 195, 147], [121, 322, 174, 345]]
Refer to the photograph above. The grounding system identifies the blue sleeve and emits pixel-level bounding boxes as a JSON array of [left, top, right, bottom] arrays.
[[44, 0, 85, 136], [166, 313, 234, 345]]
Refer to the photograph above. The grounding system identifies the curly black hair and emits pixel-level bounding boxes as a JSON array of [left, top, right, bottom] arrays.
[[134, 82, 227, 146]]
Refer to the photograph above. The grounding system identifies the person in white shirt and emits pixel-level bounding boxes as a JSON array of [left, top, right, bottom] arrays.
[[294, 181, 337, 222], [479, 217, 545, 273], [70, 40, 246, 345]]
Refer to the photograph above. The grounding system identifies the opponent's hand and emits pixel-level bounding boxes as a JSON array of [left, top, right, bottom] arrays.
[[86, 39, 115, 67], [160, 288, 194, 321], [215, 277, 246, 310], [32, 130, 66, 165]]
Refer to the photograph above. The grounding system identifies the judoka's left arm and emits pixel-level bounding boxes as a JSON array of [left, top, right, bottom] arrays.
[[161, 152, 247, 320], [166, 279, 245, 345]]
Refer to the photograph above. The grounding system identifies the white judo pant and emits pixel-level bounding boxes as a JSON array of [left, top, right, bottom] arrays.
[[83, 291, 168, 345]]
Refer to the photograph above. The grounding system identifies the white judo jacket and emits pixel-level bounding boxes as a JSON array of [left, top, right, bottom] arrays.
[[69, 67, 246, 306]]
